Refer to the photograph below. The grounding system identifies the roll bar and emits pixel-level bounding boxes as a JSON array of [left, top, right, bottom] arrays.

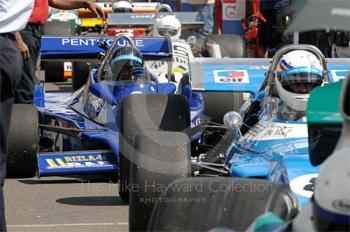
[[261, 44, 329, 91]]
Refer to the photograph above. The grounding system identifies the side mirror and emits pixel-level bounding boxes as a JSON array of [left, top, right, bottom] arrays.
[[335, 74, 350, 151], [223, 111, 243, 130], [341, 74, 350, 120]]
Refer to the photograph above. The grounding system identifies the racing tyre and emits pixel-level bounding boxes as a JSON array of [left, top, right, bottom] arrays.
[[203, 92, 244, 123], [129, 131, 191, 232], [42, 62, 65, 82], [148, 177, 299, 231], [41, 21, 75, 83], [7, 104, 39, 177], [119, 94, 191, 203], [206, 34, 245, 58], [72, 61, 90, 90]]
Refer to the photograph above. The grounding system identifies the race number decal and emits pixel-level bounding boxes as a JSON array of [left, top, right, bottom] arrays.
[[290, 174, 318, 198], [213, 70, 249, 83]]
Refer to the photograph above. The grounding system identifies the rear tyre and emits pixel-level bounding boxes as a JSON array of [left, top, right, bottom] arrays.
[[129, 131, 191, 231], [72, 61, 90, 90], [7, 104, 39, 177], [118, 94, 190, 203], [42, 62, 65, 82], [206, 34, 245, 58], [41, 21, 75, 83], [148, 177, 299, 231], [203, 92, 244, 123]]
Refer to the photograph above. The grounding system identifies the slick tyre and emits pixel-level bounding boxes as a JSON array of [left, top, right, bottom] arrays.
[[203, 92, 244, 123], [72, 61, 90, 90], [42, 62, 65, 82], [119, 94, 190, 203], [7, 104, 39, 177], [129, 131, 191, 232], [206, 34, 245, 58], [41, 21, 75, 82], [148, 178, 299, 231]]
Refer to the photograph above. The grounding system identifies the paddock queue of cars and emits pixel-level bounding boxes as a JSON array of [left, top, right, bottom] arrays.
[[7, 1, 350, 232]]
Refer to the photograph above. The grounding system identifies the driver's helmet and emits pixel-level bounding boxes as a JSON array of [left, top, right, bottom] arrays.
[[313, 148, 350, 231], [111, 46, 145, 81], [275, 50, 324, 111], [112, 0, 132, 13], [156, 14, 181, 39]]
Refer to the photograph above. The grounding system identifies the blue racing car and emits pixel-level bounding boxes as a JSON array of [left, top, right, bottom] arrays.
[[6, 34, 206, 194], [118, 44, 350, 231]]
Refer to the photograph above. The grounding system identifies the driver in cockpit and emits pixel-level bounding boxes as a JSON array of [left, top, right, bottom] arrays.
[[110, 46, 146, 81], [263, 50, 325, 121]]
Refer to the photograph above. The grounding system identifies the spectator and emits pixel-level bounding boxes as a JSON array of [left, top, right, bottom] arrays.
[[14, 0, 105, 104], [188, 0, 215, 37], [258, 0, 290, 57], [0, 1, 35, 230]]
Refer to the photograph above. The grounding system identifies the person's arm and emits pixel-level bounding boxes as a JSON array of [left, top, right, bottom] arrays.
[[15, 32, 30, 59], [48, 0, 105, 19]]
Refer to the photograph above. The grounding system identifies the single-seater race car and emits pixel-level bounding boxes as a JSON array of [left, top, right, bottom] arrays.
[[6, 34, 208, 181], [119, 44, 350, 231]]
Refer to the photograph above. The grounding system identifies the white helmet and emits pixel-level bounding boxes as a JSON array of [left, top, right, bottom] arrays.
[[313, 148, 350, 231], [112, 0, 132, 13], [156, 14, 181, 39], [275, 50, 324, 111]]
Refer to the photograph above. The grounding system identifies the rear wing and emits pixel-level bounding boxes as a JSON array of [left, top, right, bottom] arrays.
[[191, 57, 350, 95], [107, 12, 204, 29], [41, 36, 172, 61]]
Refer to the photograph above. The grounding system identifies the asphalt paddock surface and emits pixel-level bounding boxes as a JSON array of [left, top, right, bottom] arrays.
[[4, 175, 128, 232], [5, 81, 128, 232]]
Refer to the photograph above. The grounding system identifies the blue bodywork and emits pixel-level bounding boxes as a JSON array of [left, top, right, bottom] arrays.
[[191, 56, 350, 206], [226, 95, 319, 206], [35, 36, 205, 177]]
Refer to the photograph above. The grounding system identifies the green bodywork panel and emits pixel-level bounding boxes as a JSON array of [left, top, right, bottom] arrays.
[[307, 81, 343, 166], [307, 81, 343, 126]]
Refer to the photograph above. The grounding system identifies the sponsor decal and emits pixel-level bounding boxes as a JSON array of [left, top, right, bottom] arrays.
[[290, 174, 318, 198], [173, 45, 189, 57], [61, 38, 144, 47], [225, 5, 236, 18], [45, 154, 111, 169], [131, 14, 155, 19], [247, 124, 293, 138], [64, 62, 72, 71], [213, 70, 249, 83], [244, 122, 307, 141], [222, 0, 245, 20]]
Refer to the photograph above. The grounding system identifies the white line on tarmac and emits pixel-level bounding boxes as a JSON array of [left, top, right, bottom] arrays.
[[7, 222, 128, 228]]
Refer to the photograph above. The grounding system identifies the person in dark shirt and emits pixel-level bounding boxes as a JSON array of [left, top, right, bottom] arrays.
[[15, 0, 105, 104]]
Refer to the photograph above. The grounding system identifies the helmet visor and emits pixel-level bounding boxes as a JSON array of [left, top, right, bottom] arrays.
[[279, 67, 324, 94], [158, 28, 178, 37], [111, 55, 145, 81]]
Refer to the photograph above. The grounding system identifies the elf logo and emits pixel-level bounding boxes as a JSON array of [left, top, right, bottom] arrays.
[[213, 70, 249, 83]]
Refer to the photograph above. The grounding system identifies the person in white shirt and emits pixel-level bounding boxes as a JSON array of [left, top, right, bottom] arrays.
[[0, 1, 34, 231]]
